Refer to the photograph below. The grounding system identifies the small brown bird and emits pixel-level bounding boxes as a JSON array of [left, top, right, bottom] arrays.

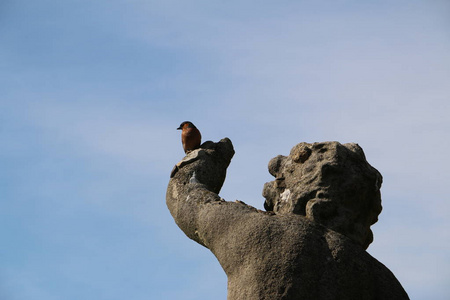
[[177, 121, 202, 153]]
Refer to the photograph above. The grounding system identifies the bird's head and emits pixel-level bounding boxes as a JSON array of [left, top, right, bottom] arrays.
[[177, 121, 196, 130]]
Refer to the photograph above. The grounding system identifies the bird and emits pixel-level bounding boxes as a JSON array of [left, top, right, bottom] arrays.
[[177, 121, 202, 154]]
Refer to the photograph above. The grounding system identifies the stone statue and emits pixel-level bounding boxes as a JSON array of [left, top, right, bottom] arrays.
[[166, 138, 409, 299]]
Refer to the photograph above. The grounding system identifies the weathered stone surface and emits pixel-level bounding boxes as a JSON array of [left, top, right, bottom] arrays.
[[166, 138, 409, 300]]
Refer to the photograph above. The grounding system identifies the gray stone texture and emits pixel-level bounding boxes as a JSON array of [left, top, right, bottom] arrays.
[[166, 138, 409, 300]]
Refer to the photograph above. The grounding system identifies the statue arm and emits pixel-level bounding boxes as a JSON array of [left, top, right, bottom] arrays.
[[166, 138, 250, 249]]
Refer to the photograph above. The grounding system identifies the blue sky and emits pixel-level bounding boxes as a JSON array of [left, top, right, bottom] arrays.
[[1, 0, 449, 299]]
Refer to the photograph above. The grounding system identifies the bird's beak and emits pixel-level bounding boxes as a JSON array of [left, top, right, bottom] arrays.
[[177, 126, 182, 130]]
